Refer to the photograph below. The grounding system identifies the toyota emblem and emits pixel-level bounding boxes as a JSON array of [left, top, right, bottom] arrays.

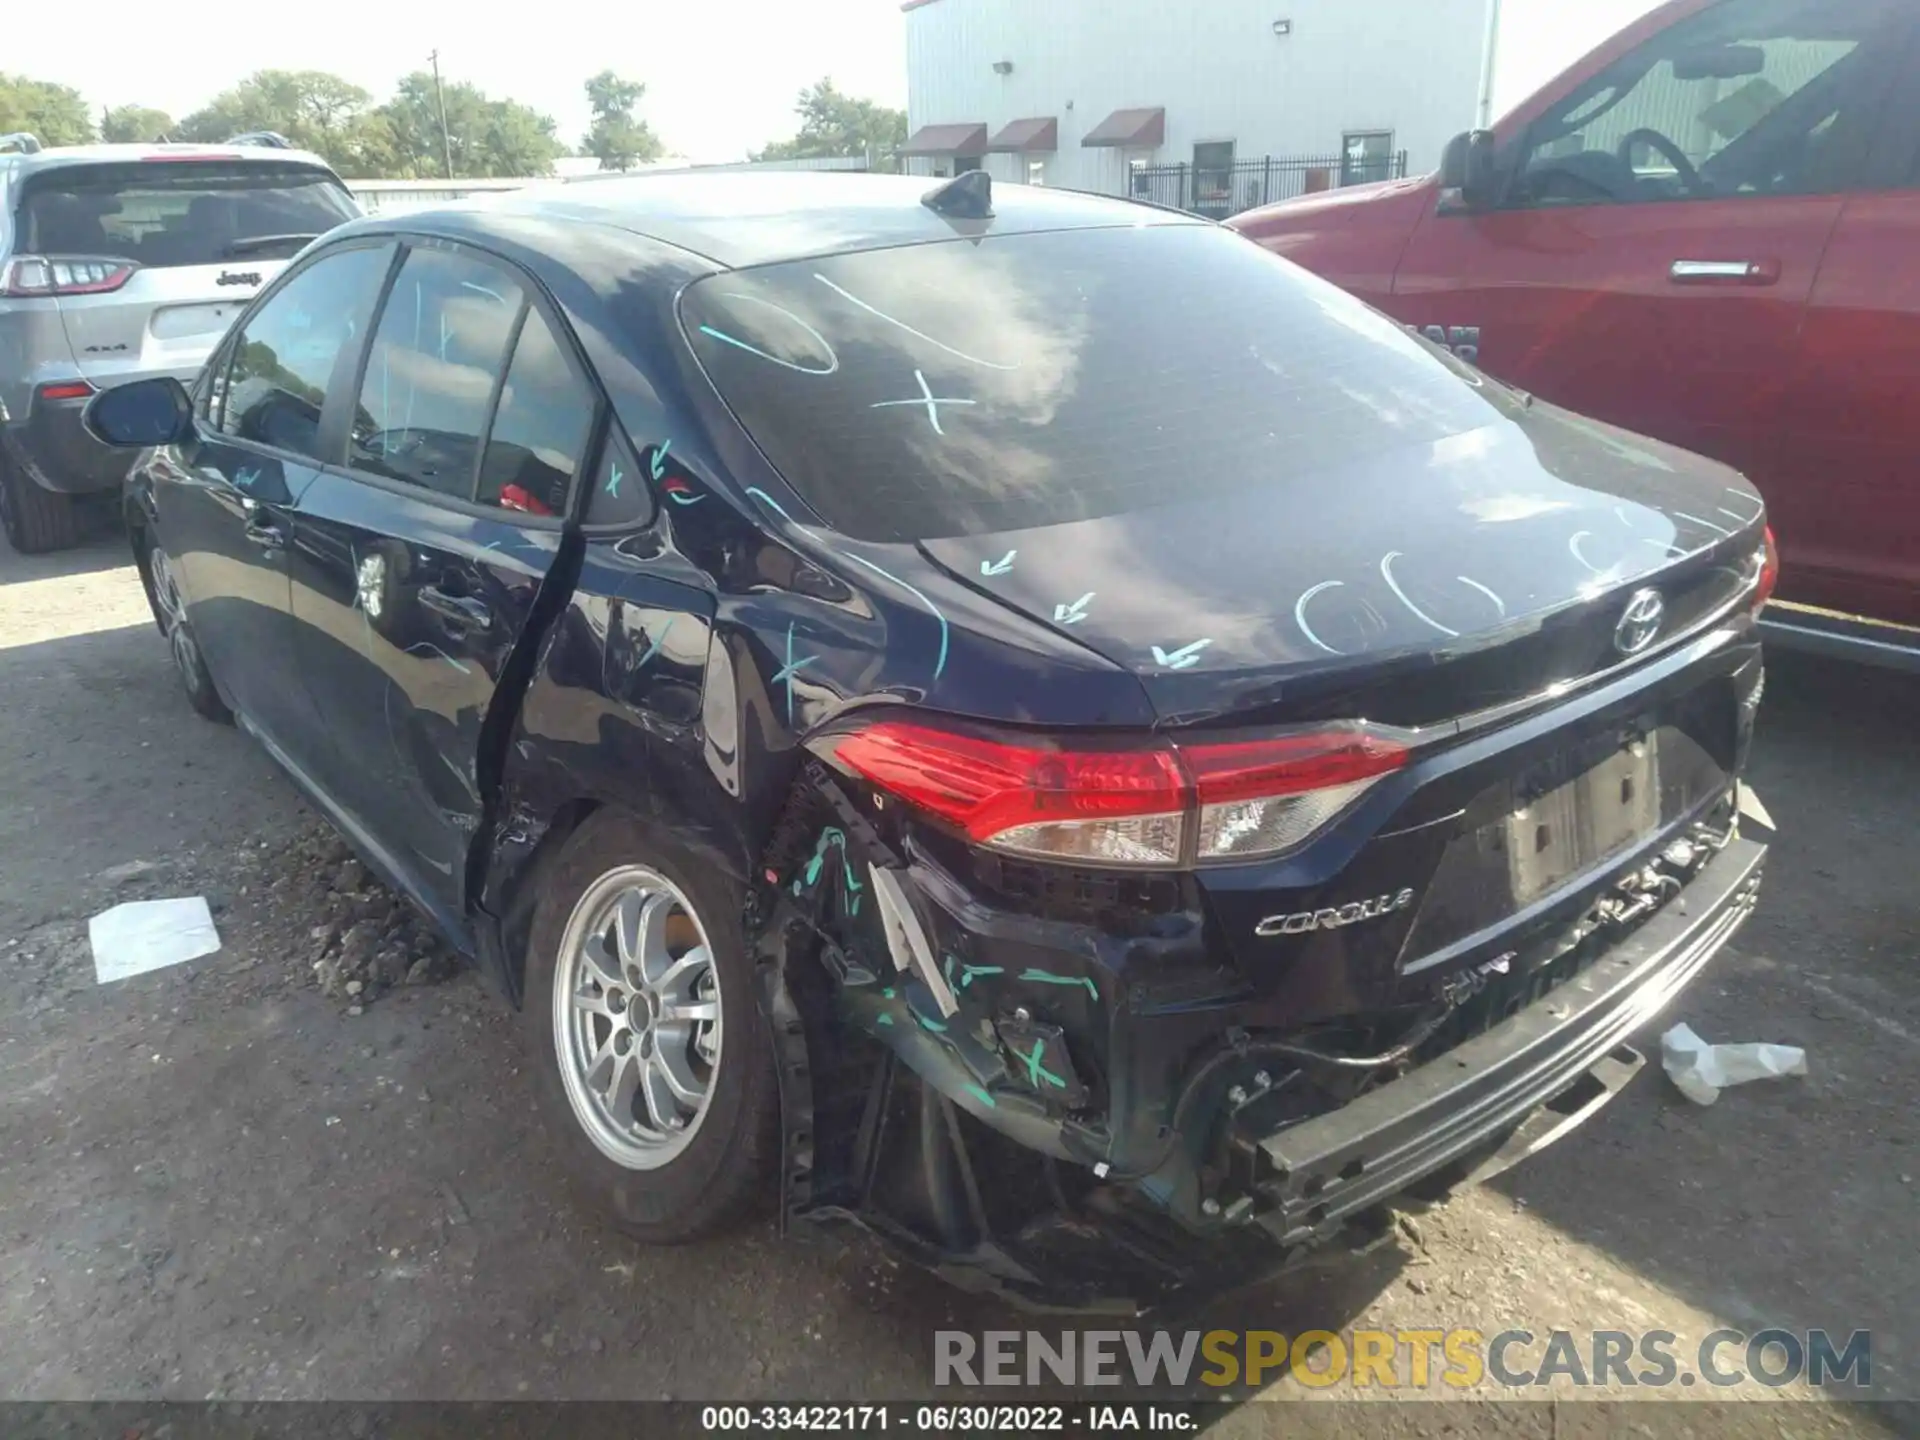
[[1614, 588, 1666, 656]]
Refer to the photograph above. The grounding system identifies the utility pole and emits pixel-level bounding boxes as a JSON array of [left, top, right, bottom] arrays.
[[428, 49, 455, 180], [1475, 0, 1503, 129]]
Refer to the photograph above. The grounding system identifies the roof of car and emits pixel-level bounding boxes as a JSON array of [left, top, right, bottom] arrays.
[[2, 142, 339, 188], [360, 170, 1200, 270]]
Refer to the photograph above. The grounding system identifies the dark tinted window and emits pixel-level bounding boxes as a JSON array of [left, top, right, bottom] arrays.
[[218, 243, 392, 460], [681, 224, 1514, 541], [1510, 0, 1901, 207], [20, 162, 359, 267], [583, 428, 655, 528], [350, 247, 524, 499], [477, 308, 595, 517]]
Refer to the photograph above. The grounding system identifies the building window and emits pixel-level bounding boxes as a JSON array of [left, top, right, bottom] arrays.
[[1341, 131, 1394, 186], [954, 154, 983, 174]]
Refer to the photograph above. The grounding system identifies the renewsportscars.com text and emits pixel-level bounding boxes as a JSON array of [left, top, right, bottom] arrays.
[[934, 1328, 1873, 1391]]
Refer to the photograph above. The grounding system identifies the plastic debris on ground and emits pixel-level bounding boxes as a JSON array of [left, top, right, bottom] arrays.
[[1660, 1022, 1807, 1106], [88, 897, 222, 983]]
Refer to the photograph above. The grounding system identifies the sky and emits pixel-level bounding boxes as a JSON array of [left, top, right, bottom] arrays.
[[12, 0, 911, 164]]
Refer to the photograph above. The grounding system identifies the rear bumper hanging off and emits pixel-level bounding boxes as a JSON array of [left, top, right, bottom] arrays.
[[1249, 835, 1767, 1247]]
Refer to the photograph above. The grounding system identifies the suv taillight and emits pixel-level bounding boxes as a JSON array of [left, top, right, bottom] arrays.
[[828, 720, 1409, 868], [2, 255, 138, 297], [1752, 525, 1779, 615]]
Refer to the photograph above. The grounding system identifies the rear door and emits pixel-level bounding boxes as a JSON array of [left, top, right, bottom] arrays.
[[1763, 16, 1920, 624], [17, 156, 358, 387], [152, 239, 393, 754], [1392, 0, 1906, 482], [286, 241, 597, 926]]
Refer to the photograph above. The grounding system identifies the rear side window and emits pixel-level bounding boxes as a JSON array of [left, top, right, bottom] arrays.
[[217, 243, 393, 461], [477, 308, 596, 517], [681, 223, 1513, 542], [350, 248, 525, 499], [18, 161, 358, 267]]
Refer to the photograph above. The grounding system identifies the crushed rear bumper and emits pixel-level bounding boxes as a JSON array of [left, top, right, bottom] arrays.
[[1250, 834, 1766, 1247]]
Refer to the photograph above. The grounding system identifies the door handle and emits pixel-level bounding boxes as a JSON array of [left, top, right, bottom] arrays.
[[239, 499, 286, 551], [1670, 258, 1780, 285], [419, 584, 493, 634]]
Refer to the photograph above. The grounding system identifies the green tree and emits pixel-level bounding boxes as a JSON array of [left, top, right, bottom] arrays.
[[377, 72, 563, 179], [101, 105, 176, 143], [176, 70, 391, 176], [581, 71, 662, 172], [0, 73, 95, 146], [751, 79, 906, 169]]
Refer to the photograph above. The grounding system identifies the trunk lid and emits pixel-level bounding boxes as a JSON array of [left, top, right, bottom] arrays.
[[56, 260, 288, 385], [918, 400, 1764, 729]]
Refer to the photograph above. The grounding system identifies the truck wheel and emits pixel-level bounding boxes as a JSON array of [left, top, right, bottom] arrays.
[[145, 540, 232, 723], [523, 811, 779, 1243], [0, 451, 82, 555]]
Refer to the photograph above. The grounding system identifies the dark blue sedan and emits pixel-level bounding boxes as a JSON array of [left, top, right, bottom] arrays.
[[85, 171, 1773, 1308]]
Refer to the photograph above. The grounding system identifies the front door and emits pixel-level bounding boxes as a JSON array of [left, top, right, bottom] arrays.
[[286, 242, 598, 928], [1394, 0, 1906, 488], [151, 241, 393, 757]]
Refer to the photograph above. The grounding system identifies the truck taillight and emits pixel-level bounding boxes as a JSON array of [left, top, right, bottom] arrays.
[[2, 255, 138, 297], [828, 720, 1409, 868], [1752, 525, 1779, 615]]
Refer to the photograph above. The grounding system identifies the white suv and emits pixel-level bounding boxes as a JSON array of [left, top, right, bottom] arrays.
[[0, 135, 359, 552]]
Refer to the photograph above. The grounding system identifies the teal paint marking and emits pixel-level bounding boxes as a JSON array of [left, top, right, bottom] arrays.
[[1019, 968, 1100, 1002], [745, 486, 798, 524], [916, 1014, 948, 1034], [963, 1083, 998, 1108], [980, 549, 1017, 578], [1017, 1040, 1065, 1090], [1151, 638, 1214, 671], [882, 987, 897, 1000], [648, 439, 671, 480], [841, 552, 949, 681], [1054, 592, 1095, 626], [876, 1012, 894, 1027], [773, 623, 820, 727], [959, 963, 1004, 990], [633, 615, 675, 671], [605, 463, 623, 498]]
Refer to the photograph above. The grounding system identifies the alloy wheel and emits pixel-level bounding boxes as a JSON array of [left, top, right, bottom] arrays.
[[552, 866, 723, 1169]]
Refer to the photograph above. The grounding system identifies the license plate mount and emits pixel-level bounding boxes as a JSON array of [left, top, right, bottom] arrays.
[[1504, 736, 1662, 906]]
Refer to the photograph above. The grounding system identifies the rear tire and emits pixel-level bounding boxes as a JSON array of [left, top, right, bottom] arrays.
[[143, 538, 232, 724], [523, 811, 779, 1243], [0, 451, 82, 555]]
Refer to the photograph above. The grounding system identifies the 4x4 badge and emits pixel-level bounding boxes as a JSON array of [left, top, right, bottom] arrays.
[[1255, 888, 1416, 938]]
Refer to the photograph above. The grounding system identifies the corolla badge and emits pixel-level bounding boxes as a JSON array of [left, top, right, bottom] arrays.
[[1255, 888, 1416, 938], [1613, 588, 1666, 657]]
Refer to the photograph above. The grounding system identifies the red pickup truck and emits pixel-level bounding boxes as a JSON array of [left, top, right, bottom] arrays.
[[1232, 0, 1920, 669]]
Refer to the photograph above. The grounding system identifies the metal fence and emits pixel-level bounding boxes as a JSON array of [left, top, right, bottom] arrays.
[[1124, 152, 1410, 219]]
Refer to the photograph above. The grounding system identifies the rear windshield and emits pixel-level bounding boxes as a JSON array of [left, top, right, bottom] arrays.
[[18, 161, 358, 268], [681, 223, 1514, 542]]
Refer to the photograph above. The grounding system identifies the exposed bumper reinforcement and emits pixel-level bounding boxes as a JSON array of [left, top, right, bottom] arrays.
[[1253, 835, 1766, 1247]]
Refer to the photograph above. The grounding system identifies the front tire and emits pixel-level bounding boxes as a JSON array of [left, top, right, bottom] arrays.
[[0, 450, 81, 555], [523, 811, 779, 1243]]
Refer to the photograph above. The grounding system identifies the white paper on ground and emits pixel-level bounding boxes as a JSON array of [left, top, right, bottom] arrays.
[[88, 896, 222, 983], [1660, 1022, 1807, 1106], [1737, 782, 1776, 832]]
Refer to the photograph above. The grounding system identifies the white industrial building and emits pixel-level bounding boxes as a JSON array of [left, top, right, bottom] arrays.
[[902, 0, 1666, 213]]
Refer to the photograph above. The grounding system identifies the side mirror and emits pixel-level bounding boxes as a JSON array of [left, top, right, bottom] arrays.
[[1440, 129, 1499, 210], [84, 377, 193, 448]]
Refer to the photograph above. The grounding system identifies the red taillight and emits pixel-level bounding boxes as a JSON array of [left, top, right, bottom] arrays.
[[2, 255, 138, 297], [831, 720, 1407, 867], [1752, 524, 1779, 615], [37, 380, 95, 402]]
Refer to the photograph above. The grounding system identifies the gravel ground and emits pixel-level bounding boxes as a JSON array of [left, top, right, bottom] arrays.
[[0, 531, 1913, 1435]]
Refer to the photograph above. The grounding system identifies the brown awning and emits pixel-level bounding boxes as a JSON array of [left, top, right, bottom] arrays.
[[1081, 107, 1165, 149], [987, 117, 1058, 153], [902, 123, 989, 157]]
